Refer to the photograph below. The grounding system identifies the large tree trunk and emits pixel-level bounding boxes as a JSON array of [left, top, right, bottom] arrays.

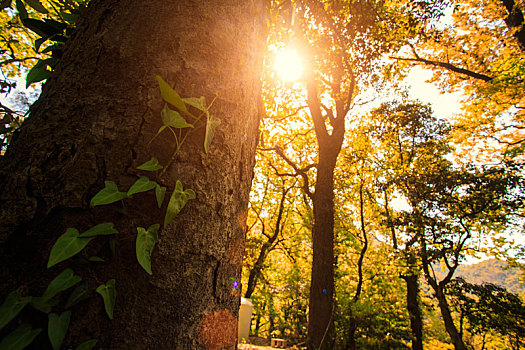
[[401, 274, 424, 350], [307, 150, 338, 350], [0, 0, 266, 348]]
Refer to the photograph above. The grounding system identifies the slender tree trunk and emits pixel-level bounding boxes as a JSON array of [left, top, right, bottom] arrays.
[[0, 0, 266, 348], [245, 186, 288, 299], [435, 286, 468, 350], [401, 274, 424, 350], [346, 311, 357, 350]]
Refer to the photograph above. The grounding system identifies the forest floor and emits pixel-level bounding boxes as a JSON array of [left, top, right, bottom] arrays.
[[238, 336, 305, 350]]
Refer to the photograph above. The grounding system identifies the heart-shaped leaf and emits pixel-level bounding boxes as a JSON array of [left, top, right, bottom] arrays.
[[0, 323, 41, 350], [32, 269, 81, 312], [204, 115, 221, 154], [137, 157, 163, 171], [26, 59, 52, 87], [79, 222, 118, 238], [164, 181, 196, 228], [96, 280, 116, 320], [65, 282, 91, 309], [90, 181, 128, 207], [24, 0, 48, 13], [47, 229, 94, 268], [136, 224, 160, 275], [48, 311, 71, 350], [156, 75, 188, 114], [182, 96, 207, 112], [76, 339, 98, 350], [155, 184, 167, 208], [127, 176, 157, 196], [160, 104, 194, 129], [0, 292, 31, 331]]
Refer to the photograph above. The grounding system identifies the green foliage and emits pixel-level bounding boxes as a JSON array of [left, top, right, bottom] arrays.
[[160, 104, 194, 129], [136, 224, 160, 275], [156, 75, 189, 116], [9, 0, 86, 88], [64, 282, 90, 309], [23, 0, 48, 14], [96, 279, 116, 320], [89, 181, 127, 207], [75, 339, 97, 350], [164, 180, 196, 228], [48, 311, 71, 350], [127, 176, 157, 197], [32, 268, 81, 312], [0, 291, 31, 331], [47, 224, 118, 268], [155, 184, 166, 208], [25, 57, 55, 86], [204, 114, 221, 154], [447, 277, 525, 342], [0, 323, 41, 350], [182, 96, 207, 111], [136, 157, 163, 171], [48, 229, 85, 253]]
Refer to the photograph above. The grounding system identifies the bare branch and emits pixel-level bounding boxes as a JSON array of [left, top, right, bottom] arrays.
[[391, 56, 493, 82]]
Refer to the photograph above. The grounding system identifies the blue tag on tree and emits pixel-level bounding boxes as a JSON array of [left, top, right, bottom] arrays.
[[321, 289, 328, 295]]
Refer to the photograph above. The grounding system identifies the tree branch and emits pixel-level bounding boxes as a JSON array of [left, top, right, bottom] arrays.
[[391, 56, 494, 82]]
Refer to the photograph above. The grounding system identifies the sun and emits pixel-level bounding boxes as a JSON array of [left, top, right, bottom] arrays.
[[274, 49, 304, 82]]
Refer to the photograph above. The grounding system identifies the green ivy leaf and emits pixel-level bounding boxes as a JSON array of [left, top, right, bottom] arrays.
[[0, 292, 31, 331], [182, 96, 207, 112], [47, 229, 94, 268], [155, 184, 166, 208], [164, 180, 196, 228], [79, 222, 118, 238], [60, 11, 79, 25], [137, 157, 163, 171], [48, 311, 71, 350], [88, 256, 104, 262], [156, 75, 188, 114], [26, 59, 52, 87], [75, 339, 97, 350], [204, 114, 221, 154], [127, 176, 157, 196], [31, 269, 82, 313], [65, 282, 91, 309], [160, 104, 194, 129], [90, 181, 128, 207], [34, 37, 48, 52], [41, 42, 64, 54], [96, 280, 116, 320], [23, 0, 48, 13], [136, 224, 160, 275], [0, 324, 41, 350]]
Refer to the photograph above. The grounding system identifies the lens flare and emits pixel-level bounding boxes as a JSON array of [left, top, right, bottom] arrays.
[[274, 49, 304, 82]]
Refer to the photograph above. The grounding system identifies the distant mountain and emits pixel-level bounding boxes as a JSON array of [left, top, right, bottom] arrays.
[[455, 259, 524, 295]]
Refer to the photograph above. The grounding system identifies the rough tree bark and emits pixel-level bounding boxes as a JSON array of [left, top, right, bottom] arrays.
[[0, 0, 266, 349], [306, 75, 346, 350], [401, 274, 424, 350], [421, 243, 467, 350]]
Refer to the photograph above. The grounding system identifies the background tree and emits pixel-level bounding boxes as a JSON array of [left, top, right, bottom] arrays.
[[447, 277, 525, 349], [393, 0, 525, 161]]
